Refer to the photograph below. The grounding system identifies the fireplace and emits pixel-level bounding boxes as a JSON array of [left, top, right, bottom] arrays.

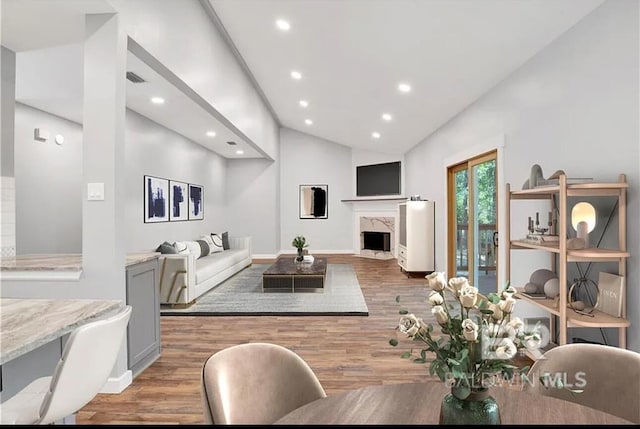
[[362, 231, 391, 252], [358, 216, 395, 260]]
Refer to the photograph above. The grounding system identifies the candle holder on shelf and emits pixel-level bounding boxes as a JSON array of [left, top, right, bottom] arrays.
[[524, 211, 558, 244]]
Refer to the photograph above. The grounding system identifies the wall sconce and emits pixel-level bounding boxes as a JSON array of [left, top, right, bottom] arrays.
[[571, 202, 596, 247]]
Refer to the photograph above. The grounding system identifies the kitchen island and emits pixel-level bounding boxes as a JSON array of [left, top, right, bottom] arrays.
[[0, 298, 124, 401]]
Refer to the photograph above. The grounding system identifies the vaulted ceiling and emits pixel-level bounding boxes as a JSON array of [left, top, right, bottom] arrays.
[[209, 0, 604, 154], [2, 0, 606, 158]]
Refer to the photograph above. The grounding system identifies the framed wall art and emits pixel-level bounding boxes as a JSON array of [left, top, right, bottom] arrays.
[[188, 183, 204, 220], [144, 175, 169, 223], [299, 184, 328, 219], [169, 180, 189, 222]]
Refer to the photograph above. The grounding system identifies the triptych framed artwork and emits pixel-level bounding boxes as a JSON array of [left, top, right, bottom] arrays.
[[144, 175, 204, 223]]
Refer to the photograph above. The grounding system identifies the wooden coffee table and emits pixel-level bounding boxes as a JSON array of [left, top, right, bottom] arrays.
[[262, 257, 327, 292]]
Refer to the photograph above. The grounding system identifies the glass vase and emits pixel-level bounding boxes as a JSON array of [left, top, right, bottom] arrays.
[[296, 248, 304, 262], [439, 388, 501, 425]]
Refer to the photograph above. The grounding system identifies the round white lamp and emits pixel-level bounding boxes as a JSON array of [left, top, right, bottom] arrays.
[[571, 202, 596, 247]]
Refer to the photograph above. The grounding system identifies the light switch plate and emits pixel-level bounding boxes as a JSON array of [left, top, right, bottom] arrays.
[[87, 183, 105, 201]]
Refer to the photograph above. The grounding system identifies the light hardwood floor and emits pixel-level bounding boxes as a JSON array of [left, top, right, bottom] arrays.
[[76, 255, 523, 425]]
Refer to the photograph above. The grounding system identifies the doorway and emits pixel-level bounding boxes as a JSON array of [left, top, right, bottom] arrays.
[[447, 150, 498, 296]]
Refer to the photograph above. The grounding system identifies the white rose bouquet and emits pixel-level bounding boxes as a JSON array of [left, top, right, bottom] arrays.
[[390, 272, 543, 400]]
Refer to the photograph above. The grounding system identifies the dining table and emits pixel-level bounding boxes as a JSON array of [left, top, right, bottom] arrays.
[[275, 381, 633, 425]]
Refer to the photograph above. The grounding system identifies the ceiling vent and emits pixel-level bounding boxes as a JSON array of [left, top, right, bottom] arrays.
[[126, 71, 146, 83], [226, 141, 237, 146]]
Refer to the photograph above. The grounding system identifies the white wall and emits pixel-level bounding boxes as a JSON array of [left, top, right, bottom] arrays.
[[108, 0, 279, 161], [279, 128, 353, 253], [1, 47, 16, 256], [1, 47, 15, 177], [12, 105, 229, 254], [14, 103, 82, 254], [225, 157, 280, 256], [125, 109, 227, 251], [404, 0, 639, 350]]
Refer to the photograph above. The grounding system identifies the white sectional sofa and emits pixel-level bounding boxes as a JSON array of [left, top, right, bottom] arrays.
[[158, 236, 252, 305]]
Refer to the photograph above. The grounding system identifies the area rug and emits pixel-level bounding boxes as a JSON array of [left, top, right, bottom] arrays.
[[160, 263, 369, 316]]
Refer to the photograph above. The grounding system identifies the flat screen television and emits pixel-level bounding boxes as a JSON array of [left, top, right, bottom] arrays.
[[356, 161, 401, 197]]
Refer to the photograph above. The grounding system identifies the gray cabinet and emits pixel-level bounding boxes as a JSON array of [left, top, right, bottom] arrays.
[[126, 258, 161, 378]]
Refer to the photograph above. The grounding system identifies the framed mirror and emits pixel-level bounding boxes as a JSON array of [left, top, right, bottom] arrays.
[[300, 185, 328, 219]]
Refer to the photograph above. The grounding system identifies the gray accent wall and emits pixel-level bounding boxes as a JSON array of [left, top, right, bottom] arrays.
[[125, 109, 227, 252], [14, 103, 83, 254], [404, 0, 639, 351], [279, 128, 353, 253]]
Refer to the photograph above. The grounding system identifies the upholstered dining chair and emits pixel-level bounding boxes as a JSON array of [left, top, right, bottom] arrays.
[[201, 342, 326, 424], [0, 305, 132, 425], [524, 342, 640, 424]]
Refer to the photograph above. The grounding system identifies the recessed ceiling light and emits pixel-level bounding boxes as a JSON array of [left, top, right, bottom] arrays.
[[372, 132, 381, 139], [276, 19, 290, 31], [236, 150, 244, 155], [305, 119, 313, 125], [150, 96, 165, 104], [299, 100, 309, 108], [206, 131, 217, 137], [382, 113, 392, 121], [290, 70, 302, 80], [398, 83, 411, 93]]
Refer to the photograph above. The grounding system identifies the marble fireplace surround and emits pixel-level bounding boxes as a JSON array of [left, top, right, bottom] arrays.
[[359, 216, 395, 260], [343, 198, 403, 260]]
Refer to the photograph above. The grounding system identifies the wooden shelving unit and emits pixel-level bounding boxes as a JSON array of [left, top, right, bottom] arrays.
[[506, 174, 629, 348]]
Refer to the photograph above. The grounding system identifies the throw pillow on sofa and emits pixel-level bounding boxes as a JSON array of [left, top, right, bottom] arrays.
[[209, 233, 225, 253], [173, 241, 202, 257], [196, 239, 210, 258], [156, 241, 177, 254], [200, 235, 216, 255], [185, 241, 202, 257], [222, 231, 230, 250], [173, 241, 189, 254]]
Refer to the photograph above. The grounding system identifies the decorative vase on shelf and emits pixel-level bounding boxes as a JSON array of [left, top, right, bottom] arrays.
[[296, 248, 304, 262], [439, 388, 501, 425]]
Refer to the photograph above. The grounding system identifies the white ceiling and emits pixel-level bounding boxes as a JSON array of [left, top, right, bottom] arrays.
[[4, 0, 607, 158], [210, 0, 605, 154]]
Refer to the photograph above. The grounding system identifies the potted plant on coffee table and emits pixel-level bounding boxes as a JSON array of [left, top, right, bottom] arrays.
[[292, 235, 308, 262]]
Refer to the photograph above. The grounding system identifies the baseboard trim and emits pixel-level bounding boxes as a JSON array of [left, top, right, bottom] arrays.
[[254, 250, 357, 259], [279, 249, 356, 255], [252, 253, 279, 259], [100, 370, 132, 394]]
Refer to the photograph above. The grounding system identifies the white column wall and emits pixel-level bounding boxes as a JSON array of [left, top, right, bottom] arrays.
[[81, 12, 129, 383]]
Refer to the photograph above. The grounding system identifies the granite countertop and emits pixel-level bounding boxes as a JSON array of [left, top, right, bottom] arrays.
[[0, 298, 124, 365], [125, 252, 161, 267], [0, 252, 160, 271]]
